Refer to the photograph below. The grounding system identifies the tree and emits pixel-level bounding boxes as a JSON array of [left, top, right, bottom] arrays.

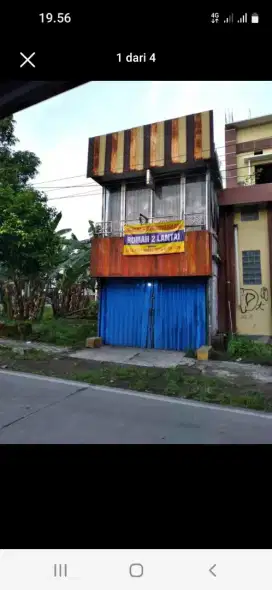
[[0, 116, 66, 321], [0, 115, 40, 189], [48, 221, 97, 318]]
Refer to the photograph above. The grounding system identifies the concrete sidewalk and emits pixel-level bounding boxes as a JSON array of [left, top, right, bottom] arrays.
[[69, 345, 195, 368]]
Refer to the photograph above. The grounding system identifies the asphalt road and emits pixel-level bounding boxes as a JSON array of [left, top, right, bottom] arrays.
[[0, 370, 272, 443]]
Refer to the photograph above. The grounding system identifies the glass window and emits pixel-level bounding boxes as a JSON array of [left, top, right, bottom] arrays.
[[185, 175, 206, 229], [125, 183, 151, 224], [153, 179, 180, 221], [241, 207, 259, 221], [242, 250, 262, 285], [107, 185, 121, 235]]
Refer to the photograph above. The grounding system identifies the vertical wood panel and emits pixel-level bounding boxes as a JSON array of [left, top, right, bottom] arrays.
[[135, 126, 144, 170], [91, 232, 212, 278], [150, 123, 157, 167], [178, 116, 187, 163], [124, 129, 131, 173], [105, 134, 112, 175], [98, 135, 106, 176], [150, 121, 164, 167], [143, 123, 151, 170], [130, 127, 137, 171], [87, 138, 94, 177], [129, 126, 144, 171], [111, 131, 124, 174], [110, 133, 118, 174], [194, 113, 202, 160], [201, 111, 211, 159], [93, 136, 100, 176], [186, 114, 195, 166], [171, 118, 179, 163], [116, 131, 124, 174], [156, 121, 164, 167]]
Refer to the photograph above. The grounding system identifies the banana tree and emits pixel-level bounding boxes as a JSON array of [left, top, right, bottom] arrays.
[[47, 220, 97, 318]]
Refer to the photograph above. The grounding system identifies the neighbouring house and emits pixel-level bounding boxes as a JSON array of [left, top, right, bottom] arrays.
[[218, 113, 272, 340], [87, 110, 222, 351]]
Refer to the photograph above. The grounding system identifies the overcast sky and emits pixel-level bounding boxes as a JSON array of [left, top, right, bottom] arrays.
[[14, 81, 272, 238]]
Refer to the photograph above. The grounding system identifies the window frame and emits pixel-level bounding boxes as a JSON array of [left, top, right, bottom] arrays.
[[125, 181, 152, 224], [240, 207, 259, 222], [152, 176, 183, 222], [242, 249, 262, 285], [103, 170, 212, 232], [185, 171, 208, 230]]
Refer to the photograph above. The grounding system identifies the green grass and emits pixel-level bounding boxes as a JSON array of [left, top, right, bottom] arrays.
[[0, 345, 53, 361], [32, 317, 97, 347], [68, 364, 272, 411], [42, 305, 54, 321], [227, 335, 272, 364], [0, 348, 271, 411], [0, 303, 98, 347], [30, 304, 98, 347]]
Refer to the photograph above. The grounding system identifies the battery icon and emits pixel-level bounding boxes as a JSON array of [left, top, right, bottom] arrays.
[[251, 12, 259, 23]]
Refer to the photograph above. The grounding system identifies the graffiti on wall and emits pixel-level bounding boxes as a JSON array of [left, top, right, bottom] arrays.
[[240, 286, 269, 314]]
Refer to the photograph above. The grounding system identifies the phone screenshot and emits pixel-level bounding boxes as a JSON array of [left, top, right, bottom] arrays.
[[0, 9, 271, 444]]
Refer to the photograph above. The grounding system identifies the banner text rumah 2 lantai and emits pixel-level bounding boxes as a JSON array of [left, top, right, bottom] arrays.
[[123, 220, 185, 256]]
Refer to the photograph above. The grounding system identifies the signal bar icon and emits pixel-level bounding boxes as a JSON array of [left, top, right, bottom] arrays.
[[224, 13, 234, 23], [237, 13, 247, 22], [54, 564, 68, 578]]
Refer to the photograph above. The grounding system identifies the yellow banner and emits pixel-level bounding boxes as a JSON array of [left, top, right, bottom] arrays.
[[123, 220, 185, 256]]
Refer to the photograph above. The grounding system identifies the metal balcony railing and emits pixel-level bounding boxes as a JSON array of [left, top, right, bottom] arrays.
[[94, 214, 206, 237]]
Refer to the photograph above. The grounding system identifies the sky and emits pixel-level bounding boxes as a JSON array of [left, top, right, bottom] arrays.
[[14, 80, 272, 239]]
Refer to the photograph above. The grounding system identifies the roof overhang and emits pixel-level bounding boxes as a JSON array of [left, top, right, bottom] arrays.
[[225, 113, 272, 130], [0, 81, 89, 119], [219, 183, 272, 206]]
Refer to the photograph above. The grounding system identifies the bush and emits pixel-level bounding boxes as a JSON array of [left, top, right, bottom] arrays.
[[32, 318, 97, 347], [0, 320, 32, 340], [227, 335, 272, 360]]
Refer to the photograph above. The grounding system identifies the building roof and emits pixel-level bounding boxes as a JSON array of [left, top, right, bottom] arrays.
[[87, 110, 219, 184], [225, 113, 272, 130], [0, 81, 88, 119]]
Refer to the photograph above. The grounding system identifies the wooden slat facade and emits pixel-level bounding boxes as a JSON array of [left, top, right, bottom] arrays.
[[87, 110, 214, 182], [91, 231, 212, 278]]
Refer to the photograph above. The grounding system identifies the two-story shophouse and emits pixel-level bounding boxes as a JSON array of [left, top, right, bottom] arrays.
[[87, 110, 222, 351], [218, 114, 272, 340]]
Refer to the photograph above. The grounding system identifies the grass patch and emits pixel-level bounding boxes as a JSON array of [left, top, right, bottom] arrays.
[[0, 304, 98, 347], [0, 352, 271, 411], [31, 304, 97, 347], [42, 305, 54, 321], [31, 317, 97, 347], [0, 345, 53, 361], [227, 335, 272, 364], [68, 363, 272, 412]]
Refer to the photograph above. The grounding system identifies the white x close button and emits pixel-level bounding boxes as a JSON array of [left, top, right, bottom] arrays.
[[20, 52, 35, 68]]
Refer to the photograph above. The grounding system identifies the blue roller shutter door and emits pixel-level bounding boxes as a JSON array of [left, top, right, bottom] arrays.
[[99, 279, 152, 347], [99, 279, 206, 350], [154, 280, 206, 350]]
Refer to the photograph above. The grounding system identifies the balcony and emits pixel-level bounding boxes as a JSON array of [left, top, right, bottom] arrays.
[[91, 214, 211, 279], [94, 213, 206, 238]]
